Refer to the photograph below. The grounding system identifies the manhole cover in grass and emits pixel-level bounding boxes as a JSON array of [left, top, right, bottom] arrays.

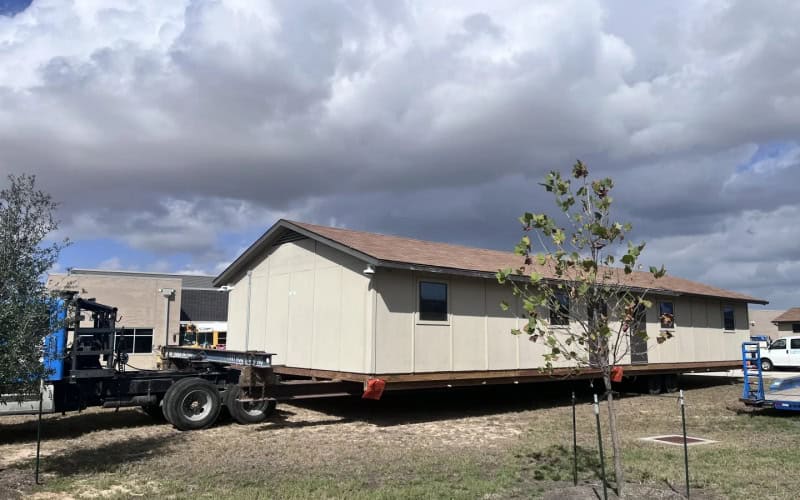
[[640, 435, 716, 446]]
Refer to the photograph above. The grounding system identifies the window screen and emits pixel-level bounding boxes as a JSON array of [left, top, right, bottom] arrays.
[[549, 293, 570, 326], [659, 302, 675, 329], [723, 305, 735, 331], [419, 282, 448, 321]]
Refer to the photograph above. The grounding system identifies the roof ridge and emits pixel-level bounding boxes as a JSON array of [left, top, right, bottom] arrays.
[[290, 220, 703, 285]]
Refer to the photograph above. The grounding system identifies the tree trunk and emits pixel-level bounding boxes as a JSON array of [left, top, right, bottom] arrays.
[[604, 374, 624, 497]]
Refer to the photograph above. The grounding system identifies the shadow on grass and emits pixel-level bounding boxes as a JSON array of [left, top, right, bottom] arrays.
[[7, 432, 182, 481], [0, 409, 166, 445], [517, 444, 604, 483]]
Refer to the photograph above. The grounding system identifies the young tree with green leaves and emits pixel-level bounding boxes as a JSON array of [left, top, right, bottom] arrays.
[[496, 161, 667, 497], [0, 174, 67, 399]]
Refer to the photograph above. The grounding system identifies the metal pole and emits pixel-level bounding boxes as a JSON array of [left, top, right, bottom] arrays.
[[680, 389, 690, 499], [35, 387, 43, 484], [572, 391, 578, 486], [593, 394, 608, 500], [163, 295, 170, 346]]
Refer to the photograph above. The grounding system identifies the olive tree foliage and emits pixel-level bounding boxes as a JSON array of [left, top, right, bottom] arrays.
[[496, 161, 667, 496], [0, 174, 67, 397]]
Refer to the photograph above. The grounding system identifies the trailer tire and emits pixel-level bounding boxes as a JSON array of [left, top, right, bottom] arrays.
[[163, 378, 222, 431], [647, 375, 663, 395], [761, 358, 773, 371], [225, 385, 276, 425], [663, 374, 679, 393]]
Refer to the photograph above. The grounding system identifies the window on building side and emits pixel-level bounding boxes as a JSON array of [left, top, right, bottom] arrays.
[[722, 305, 735, 331], [792, 323, 800, 333], [419, 281, 448, 321], [549, 293, 570, 326], [659, 302, 675, 329], [116, 328, 154, 354]]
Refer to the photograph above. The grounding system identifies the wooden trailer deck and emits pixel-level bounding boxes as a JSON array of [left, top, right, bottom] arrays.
[[273, 360, 740, 390]]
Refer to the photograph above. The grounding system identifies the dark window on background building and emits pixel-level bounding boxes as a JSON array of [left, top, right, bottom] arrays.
[[419, 281, 448, 321], [549, 293, 570, 326], [723, 305, 735, 331], [659, 302, 675, 329], [116, 328, 154, 354], [792, 323, 800, 333]]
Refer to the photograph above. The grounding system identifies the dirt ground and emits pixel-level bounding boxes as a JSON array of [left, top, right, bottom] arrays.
[[1, 376, 798, 499]]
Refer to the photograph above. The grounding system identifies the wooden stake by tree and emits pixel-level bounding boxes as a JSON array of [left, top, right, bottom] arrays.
[[497, 161, 667, 497]]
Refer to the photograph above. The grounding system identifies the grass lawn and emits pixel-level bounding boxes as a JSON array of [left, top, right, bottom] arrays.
[[1, 375, 799, 499]]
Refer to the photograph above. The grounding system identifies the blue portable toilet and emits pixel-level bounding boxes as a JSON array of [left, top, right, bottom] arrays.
[[43, 297, 67, 381]]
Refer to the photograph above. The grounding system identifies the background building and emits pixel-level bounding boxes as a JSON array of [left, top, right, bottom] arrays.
[[772, 308, 800, 334], [748, 309, 783, 339], [47, 269, 228, 369]]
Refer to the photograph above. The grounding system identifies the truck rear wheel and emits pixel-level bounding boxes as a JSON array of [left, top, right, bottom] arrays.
[[163, 378, 222, 431], [225, 385, 275, 424]]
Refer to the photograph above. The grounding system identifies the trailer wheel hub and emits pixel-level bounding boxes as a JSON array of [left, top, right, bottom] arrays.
[[180, 390, 213, 422]]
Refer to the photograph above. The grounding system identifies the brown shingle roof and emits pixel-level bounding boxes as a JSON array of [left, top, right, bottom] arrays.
[[290, 221, 767, 304], [772, 308, 800, 323]]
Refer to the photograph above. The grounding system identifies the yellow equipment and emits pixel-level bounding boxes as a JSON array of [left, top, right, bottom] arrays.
[[180, 324, 227, 349]]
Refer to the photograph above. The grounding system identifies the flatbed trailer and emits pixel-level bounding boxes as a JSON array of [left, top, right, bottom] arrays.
[[741, 341, 800, 411], [269, 360, 741, 394]]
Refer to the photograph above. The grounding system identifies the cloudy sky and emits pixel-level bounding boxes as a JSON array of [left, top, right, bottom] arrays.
[[1, 0, 798, 308]]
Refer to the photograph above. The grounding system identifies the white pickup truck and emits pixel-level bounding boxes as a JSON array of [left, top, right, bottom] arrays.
[[760, 336, 800, 371]]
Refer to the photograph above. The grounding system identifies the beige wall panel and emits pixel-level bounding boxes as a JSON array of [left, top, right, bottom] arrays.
[[690, 299, 709, 361], [291, 238, 317, 272], [267, 243, 294, 276], [265, 273, 290, 365], [312, 267, 342, 370], [485, 283, 518, 370], [451, 278, 486, 371], [226, 276, 247, 351], [414, 323, 451, 372], [339, 269, 369, 373], [374, 270, 413, 373], [247, 274, 269, 351], [286, 269, 314, 367]]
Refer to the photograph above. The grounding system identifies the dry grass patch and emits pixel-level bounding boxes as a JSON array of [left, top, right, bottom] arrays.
[[1, 376, 798, 499]]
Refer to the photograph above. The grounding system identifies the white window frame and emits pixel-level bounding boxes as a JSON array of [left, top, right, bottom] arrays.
[[416, 279, 450, 325]]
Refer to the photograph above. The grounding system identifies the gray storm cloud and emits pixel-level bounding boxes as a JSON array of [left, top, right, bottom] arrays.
[[1, 0, 799, 306]]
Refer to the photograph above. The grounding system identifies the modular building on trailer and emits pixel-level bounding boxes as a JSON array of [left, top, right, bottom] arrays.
[[214, 220, 768, 389]]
